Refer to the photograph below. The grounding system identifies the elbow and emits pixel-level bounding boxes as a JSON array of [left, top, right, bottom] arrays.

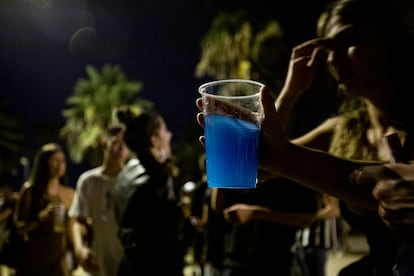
[[332, 207, 341, 218]]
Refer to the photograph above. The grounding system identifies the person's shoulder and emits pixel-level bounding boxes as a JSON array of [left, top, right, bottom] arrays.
[[81, 166, 103, 177], [60, 185, 75, 196], [21, 181, 31, 190], [77, 167, 104, 183], [19, 181, 33, 194], [60, 185, 75, 208], [74, 171, 107, 196]]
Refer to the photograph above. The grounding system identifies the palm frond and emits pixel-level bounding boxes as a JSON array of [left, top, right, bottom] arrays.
[[61, 64, 152, 164]]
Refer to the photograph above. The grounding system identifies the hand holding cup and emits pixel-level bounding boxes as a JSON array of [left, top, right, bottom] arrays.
[[198, 79, 264, 189]]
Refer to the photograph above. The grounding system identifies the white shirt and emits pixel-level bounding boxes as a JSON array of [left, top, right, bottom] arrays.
[[69, 167, 124, 276]]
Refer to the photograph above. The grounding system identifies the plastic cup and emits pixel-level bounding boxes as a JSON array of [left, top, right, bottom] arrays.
[[53, 202, 66, 233], [198, 79, 264, 189]]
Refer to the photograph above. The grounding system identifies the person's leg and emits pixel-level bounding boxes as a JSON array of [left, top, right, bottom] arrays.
[[293, 244, 309, 276], [314, 248, 329, 276]]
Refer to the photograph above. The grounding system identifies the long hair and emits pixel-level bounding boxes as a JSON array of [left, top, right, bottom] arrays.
[[28, 143, 67, 194], [116, 107, 179, 177], [328, 97, 377, 159]]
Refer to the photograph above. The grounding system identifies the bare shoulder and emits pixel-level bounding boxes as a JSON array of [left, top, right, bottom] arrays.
[[59, 185, 75, 208], [21, 181, 32, 191], [17, 181, 33, 198]]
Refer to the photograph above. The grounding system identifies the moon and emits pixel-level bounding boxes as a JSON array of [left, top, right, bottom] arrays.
[[69, 27, 98, 57]]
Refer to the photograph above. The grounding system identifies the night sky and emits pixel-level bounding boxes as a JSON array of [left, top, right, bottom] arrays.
[[0, 0, 217, 140], [0, 0, 330, 185]]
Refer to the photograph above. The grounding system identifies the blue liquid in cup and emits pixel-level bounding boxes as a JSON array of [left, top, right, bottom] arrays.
[[205, 114, 260, 188]]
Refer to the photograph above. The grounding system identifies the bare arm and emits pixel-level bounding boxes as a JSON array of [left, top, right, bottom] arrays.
[[275, 38, 327, 129], [273, 49, 370, 214], [71, 218, 98, 272], [210, 188, 226, 212], [259, 88, 380, 211], [0, 208, 13, 222], [14, 183, 43, 237], [212, 182, 318, 227], [223, 203, 316, 227], [197, 32, 388, 212], [71, 219, 86, 255], [196, 88, 380, 214]]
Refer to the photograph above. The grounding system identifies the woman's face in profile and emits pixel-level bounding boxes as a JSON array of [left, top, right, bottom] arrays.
[[154, 117, 172, 160], [323, 15, 389, 99]]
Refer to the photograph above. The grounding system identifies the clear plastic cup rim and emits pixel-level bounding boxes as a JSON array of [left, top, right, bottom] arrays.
[[198, 79, 265, 100]]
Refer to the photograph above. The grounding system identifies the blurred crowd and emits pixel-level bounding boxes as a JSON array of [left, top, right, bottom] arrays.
[[2, 0, 414, 276]]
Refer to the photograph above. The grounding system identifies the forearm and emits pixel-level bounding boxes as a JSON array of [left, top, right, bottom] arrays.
[[15, 206, 47, 237], [15, 215, 44, 238], [71, 219, 98, 271], [72, 220, 87, 252], [0, 208, 13, 221], [266, 142, 380, 211], [210, 188, 226, 212], [254, 206, 316, 227], [275, 87, 301, 129]]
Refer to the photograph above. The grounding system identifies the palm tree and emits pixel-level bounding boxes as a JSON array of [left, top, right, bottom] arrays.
[[195, 9, 340, 138], [177, 11, 290, 182], [195, 11, 289, 94], [195, 11, 253, 80], [60, 64, 152, 165]]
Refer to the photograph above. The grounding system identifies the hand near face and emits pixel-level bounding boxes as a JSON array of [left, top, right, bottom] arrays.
[[282, 38, 327, 97]]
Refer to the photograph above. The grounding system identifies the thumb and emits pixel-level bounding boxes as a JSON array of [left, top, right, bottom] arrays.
[[261, 86, 278, 124]]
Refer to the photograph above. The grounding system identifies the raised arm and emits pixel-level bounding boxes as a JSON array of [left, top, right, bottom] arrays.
[[275, 38, 327, 129], [259, 87, 381, 211]]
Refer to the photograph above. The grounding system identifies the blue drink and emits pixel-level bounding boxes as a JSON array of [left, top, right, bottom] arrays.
[[204, 114, 260, 188]]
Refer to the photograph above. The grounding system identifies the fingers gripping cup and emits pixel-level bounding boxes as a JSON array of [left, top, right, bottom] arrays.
[[198, 79, 264, 188]]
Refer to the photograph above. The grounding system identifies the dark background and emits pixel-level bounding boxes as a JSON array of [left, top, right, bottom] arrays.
[[0, 0, 333, 187]]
